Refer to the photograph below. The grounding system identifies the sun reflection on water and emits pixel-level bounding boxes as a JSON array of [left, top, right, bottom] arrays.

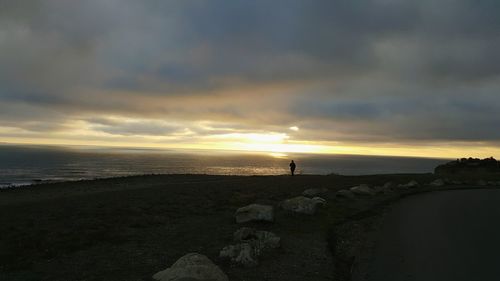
[[269, 152, 288, 158]]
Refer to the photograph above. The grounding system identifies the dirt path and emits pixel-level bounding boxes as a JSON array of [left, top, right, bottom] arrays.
[[354, 189, 500, 281]]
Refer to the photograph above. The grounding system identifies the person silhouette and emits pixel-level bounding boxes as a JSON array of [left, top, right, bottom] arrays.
[[289, 160, 296, 176]]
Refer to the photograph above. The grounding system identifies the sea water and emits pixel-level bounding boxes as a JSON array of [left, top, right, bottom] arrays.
[[0, 144, 449, 188]]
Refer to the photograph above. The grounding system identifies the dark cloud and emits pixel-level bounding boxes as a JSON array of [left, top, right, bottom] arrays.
[[1, 0, 500, 147], [86, 118, 184, 136]]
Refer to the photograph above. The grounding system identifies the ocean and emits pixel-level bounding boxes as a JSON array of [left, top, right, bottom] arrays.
[[0, 144, 449, 188]]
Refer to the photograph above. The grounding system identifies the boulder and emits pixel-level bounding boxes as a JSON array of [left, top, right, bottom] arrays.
[[220, 228, 280, 267], [253, 230, 281, 250], [233, 227, 281, 249], [407, 180, 420, 188], [335, 189, 356, 199], [153, 253, 228, 281], [234, 227, 257, 241], [477, 179, 487, 186], [220, 243, 258, 267], [430, 179, 445, 187], [373, 185, 392, 194], [281, 196, 326, 215], [398, 180, 419, 189], [350, 184, 375, 196], [235, 204, 274, 223], [302, 187, 328, 197], [383, 182, 395, 189]]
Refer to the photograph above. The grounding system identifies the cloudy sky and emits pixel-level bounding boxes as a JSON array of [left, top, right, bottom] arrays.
[[1, 0, 500, 157]]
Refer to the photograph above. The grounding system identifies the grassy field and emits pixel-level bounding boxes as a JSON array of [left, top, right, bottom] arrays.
[[0, 173, 486, 281]]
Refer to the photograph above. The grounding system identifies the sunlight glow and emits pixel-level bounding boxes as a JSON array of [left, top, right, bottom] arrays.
[[3, 134, 500, 158], [2, 123, 500, 159], [211, 133, 289, 144], [269, 152, 288, 158], [207, 132, 327, 154]]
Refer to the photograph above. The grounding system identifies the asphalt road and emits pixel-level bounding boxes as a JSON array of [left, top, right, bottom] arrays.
[[357, 189, 500, 281]]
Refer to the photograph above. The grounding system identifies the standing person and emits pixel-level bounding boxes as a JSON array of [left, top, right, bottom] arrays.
[[289, 160, 296, 176]]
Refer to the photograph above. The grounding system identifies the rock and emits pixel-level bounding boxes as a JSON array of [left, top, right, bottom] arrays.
[[233, 227, 280, 249], [335, 189, 356, 199], [398, 180, 419, 189], [373, 185, 392, 194], [254, 230, 281, 250], [281, 196, 326, 215], [487, 181, 497, 186], [407, 180, 420, 188], [233, 243, 258, 267], [383, 182, 395, 189], [234, 227, 257, 241], [235, 204, 274, 223], [477, 179, 487, 186], [350, 184, 375, 196], [153, 253, 228, 281], [372, 182, 395, 194], [302, 187, 328, 197], [394, 184, 409, 190], [430, 179, 445, 187], [220, 228, 280, 267], [220, 243, 258, 267]]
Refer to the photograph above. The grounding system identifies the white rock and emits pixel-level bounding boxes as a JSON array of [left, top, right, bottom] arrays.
[[398, 180, 419, 189], [234, 243, 258, 267], [383, 182, 395, 189], [395, 184, 409, 190], [220, 243, 258, 267], [233, 227, 280, 249], [350, 184, 375, 196], [281, 196, 326, 215], [254, 230, 281, 249], [430, 179, 445, 187], [153, 253, 228, 281], [221, 227, 280, 267], [302, 187, 328, 197], [336, 189, 356, 199], [373, 185, 392, 194], [234, 227, 257, 241], [407, 180, 420, 188], [235, 204, 274, 223]]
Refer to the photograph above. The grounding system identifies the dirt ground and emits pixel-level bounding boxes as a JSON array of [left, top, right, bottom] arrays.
[[0, 173, 440, 281]]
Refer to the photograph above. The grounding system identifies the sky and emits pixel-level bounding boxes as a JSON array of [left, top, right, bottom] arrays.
[[1, 0, 500, 158]]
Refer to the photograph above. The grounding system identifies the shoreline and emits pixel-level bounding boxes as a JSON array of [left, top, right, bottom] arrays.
[[1, 173, 498, 281], [0, 171, 435, 189]]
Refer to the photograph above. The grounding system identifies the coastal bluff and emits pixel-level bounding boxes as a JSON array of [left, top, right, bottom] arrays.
[[435, 157, 500, 175]]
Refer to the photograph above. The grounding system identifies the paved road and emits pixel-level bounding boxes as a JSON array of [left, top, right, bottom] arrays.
[[357, 189, 500, 281]]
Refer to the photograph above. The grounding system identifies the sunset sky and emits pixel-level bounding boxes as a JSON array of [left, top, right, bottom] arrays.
[[1, 1, 500, 158]]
